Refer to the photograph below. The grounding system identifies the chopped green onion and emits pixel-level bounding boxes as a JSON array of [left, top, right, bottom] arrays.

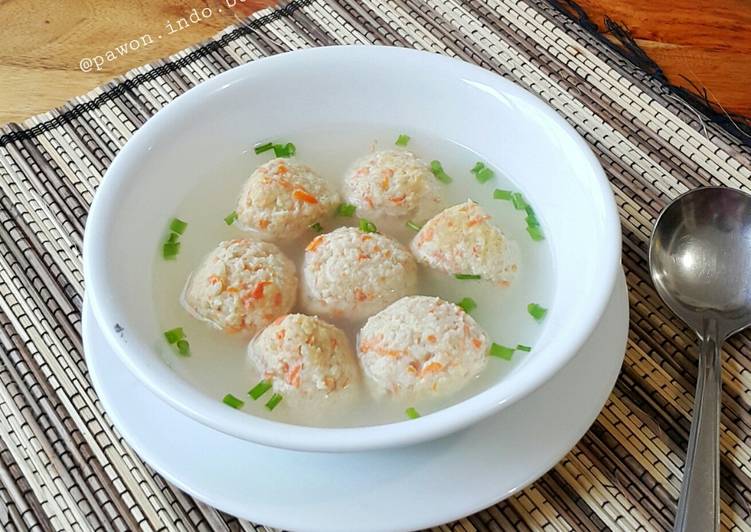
[[176, 339, 190, 356], [406, 220, 422, 231], [395, 134, 411, 147], [222, 393, 244, 409], [167, 232, 179, 244], [511, 192, 529, 210], [254, 141, 274, 154], [359, 218, 377, 233], [454, 273, 481, 280], [525, 214, 540, 227], [224, 211, 238, 225], [170, 218, 188, 234], [471, 161, 485, 174], [516, 344, 532, 352], [475, 167, 494, 183], [430, 160, 452, 184], [309, 222, 324, 233], [493, 189, 513, 200], [265, 393, 283, 411], [163, 327, 185, 344], [471, 162, 494, 184], [527, 226, 545, 241], [162, 241, 180, 260], [405, 407, 421, 419], [248, 380, 273, 400], [273, 142, 296, 158], [528, 303, 548, 321], [456, 297, 477, 314], [489, 343, 515, 360], [336, 202, 357, 217]]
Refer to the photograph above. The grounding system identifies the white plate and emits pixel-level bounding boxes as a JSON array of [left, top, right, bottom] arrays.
[[84, 272, 628, 532]]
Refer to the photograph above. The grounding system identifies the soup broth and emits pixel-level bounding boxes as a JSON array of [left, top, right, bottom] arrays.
[[152, 125, 554, 427]]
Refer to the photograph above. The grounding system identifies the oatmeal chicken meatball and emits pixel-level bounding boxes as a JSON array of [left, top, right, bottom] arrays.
[[343, 150, 442, 222], [357, 296, 489, 397], [182, 239, 297, 335], [411, 200, 519, 287], [235, 158, 339, 240], [248, 314, 359, 399], [302, 227, 417, 321]]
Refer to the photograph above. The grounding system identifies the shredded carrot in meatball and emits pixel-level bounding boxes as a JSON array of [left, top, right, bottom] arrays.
[[293, 189, 318, 204], [250, 280, 271, 299], [306, 235, 325, 251], [423, 362, 444, 374]]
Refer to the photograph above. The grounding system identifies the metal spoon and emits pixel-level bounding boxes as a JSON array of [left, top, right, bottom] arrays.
[[649, 186, 751, 532]]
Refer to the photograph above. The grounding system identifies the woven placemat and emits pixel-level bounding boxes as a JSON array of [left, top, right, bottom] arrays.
[[1, 1, 750, 530]]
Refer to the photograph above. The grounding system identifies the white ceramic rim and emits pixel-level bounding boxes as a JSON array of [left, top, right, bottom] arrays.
[[84, 45, 622, 452]]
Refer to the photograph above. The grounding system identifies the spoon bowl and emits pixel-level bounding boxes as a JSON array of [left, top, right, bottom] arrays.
[[651, 186, 751, 337], [650, 186, 751, 532]]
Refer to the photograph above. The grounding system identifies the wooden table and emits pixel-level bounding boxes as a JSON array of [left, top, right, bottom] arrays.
[[0, 0, 749, 126]]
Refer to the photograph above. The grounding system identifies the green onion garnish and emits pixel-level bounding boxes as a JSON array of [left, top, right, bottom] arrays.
[[493, 189, 513, 200], [511, 192, 529, 210], [405, 407, 421, 419], [309, 222, 324, 233], [527, 226, 545, 241], [163, 327, 185, 344], [167, 232, 179, 244], [248, 380, 273, 400], [395, 134, 410, 147], [516, 344, 532, 352], [476, 167, 494, 183], [265, 393, 283, 411], [430, 160, 452, 184], [471, 161, 485, 174], [176, 339, 190, 356], [471, 162, 494, 184], [336, 203, 357, 217], [454, 273, 481, 280], [162, 242, 180, 260], [528, 303, 548, 321], [406, 220, 422, 231], [222, 394, 244, 409], [273, 142, 296, 158], [456, 297, 477, 314], [489, 343, 515, 360], [254, 141, 274, 154], [224, 211, 238, 225], [170, 218, 188, 234], [359, 218, 378, 233]]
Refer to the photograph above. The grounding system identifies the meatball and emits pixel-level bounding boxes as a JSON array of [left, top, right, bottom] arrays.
[[411, 200, 519, 287], [235, 158, 339, 240], [357, 296, 489, 397], [182, 239, 297, 335], [342, 150, 442, 221], [302, 227, 417, 321], [248, 314, 359, 399]]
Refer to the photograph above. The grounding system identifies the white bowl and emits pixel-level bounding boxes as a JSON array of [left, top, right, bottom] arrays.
[[84, 46, 621, 452]]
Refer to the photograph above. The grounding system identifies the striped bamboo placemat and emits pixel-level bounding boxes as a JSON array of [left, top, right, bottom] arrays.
[[1, 0, 750, 530]]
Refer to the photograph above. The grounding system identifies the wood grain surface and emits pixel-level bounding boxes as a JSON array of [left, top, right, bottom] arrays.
[[0, 1, 749, 127], [571, 0, 751, 121], [0, 0, 273, 124]]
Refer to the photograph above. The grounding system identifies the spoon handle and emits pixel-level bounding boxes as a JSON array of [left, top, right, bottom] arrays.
[[674, 333, 721, 532]]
